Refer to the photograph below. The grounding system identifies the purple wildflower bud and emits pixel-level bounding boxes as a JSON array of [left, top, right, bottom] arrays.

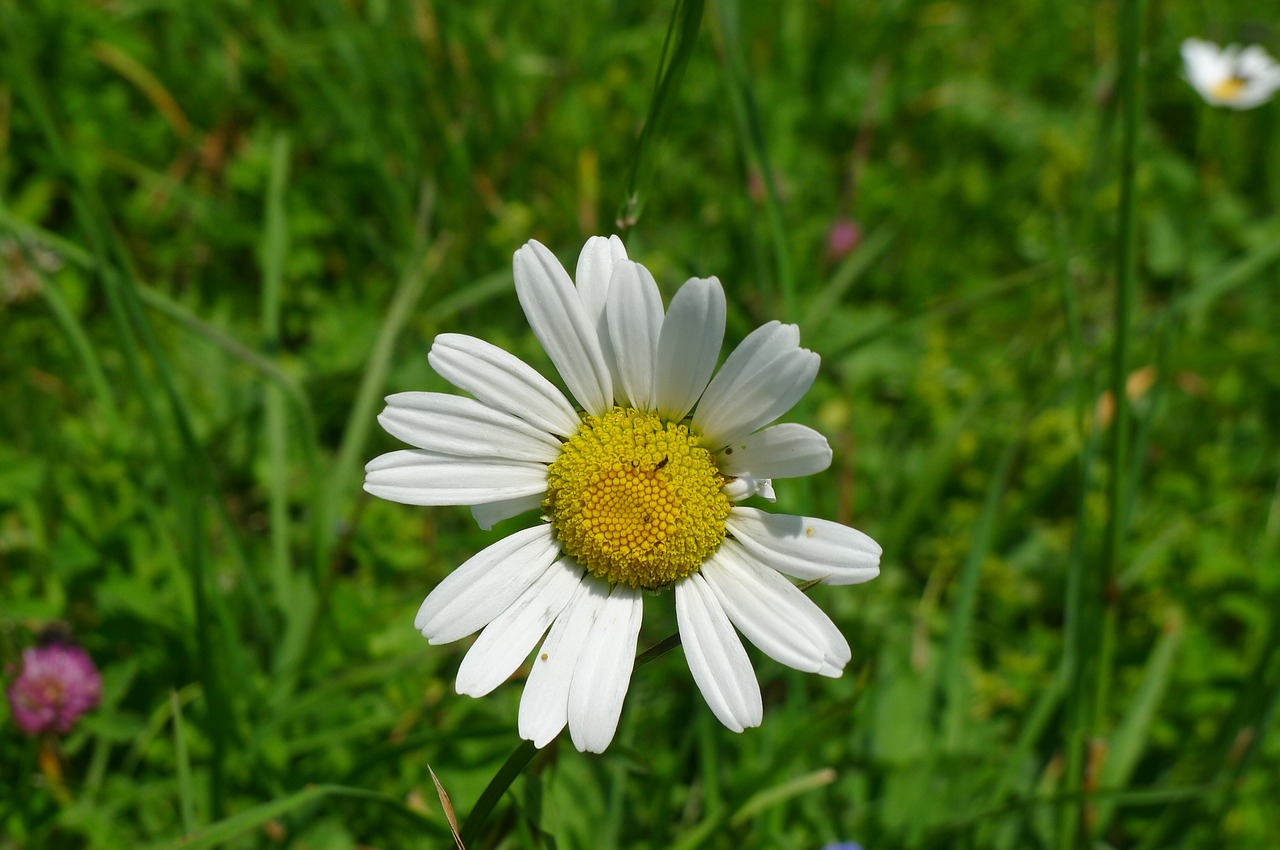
[[825, 217, 862, 262], [821, 844, 866, 850], [6, 645, 102, 736]]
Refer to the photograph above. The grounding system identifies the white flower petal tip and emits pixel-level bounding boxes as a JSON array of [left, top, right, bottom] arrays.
[[702, 544, 852, 676], [567, 584, 643, 753], [414, 525, 561, 644], [517, 578, 608, 748], [428, 334, 579, 437], [718, 424, 833, 480], [364, 450, 548, 506], [575, 235, 629, 397], [455, 559, 583, 698], [1181, 38, 1280, 110], [654, 276, 726, 421], [513, 240, 614, 415], [676, 574, 763, 732], [378, 392, 563, 463], [575, 235, 628, 329], [727, 507, 882, 586], [606, 260, 664, 411], [693, 321, 821, 450]]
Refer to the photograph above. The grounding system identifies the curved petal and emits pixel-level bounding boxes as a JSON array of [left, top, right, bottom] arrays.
[[723, 476, 775, 503], [674, 573, 762, 733], [701, 542, 850, 676], [429, 334, 580, 437], [726, 507, 881, 585], [514, 240, 613, 415], [414, 525, 561, 644], [575, 235, 629, 391], [455, 558, 585, 697], [654, 276, 726, 422], [692, 322, 820, 450], [717, 423, 832, 480], [518, 578, 610, 748], [364, 450, 547, 506], [471, 493, 545, 531], [1181, 38, 1224, 92], [567, 584, 644, 752], [606, 260, 664, 410], [379, 392, 563, 463]]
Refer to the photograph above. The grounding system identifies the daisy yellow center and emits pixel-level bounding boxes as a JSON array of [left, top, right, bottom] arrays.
[[1210, 76, 1247, 102], [544, 407, 731, 589]]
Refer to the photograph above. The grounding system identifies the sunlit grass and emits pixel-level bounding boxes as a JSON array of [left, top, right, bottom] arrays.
[[2, 1, 1279, 848]]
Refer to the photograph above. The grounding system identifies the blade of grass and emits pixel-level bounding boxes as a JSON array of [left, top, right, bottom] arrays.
[[1094, 612, 1182, 832], [170, 689, 196, 836], [802, 227, 897, 333], [669, 767, 837, 850], [14, 230, 123, 432], [1166, 239, 1280, 319], [261, 133, 294, 635], [713, 0, 795, 322], [728, 768, 837, 827], [1057, 217, 1100, 850], [152, 784, 447, 850], [941, 435, 1019, 748], [1072, 0, 1143, 844], [457, 740, 540, 847], [617, 0, 705, 230]]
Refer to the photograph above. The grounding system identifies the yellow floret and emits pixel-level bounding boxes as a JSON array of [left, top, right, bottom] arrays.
[[544, 407, 731, 589]]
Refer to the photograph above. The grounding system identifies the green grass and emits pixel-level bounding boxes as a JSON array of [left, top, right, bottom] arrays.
[[3, 1, 1280, 848]]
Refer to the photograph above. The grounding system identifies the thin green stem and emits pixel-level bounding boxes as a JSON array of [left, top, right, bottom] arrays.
[[457, 740, 541, 846], [1079, 0, 1143, 844], [617, 0, 706, 230], [261, 134, 293, 618]]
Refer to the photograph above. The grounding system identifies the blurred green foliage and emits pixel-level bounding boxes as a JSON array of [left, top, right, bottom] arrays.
[[2, 0, 1279, 848]]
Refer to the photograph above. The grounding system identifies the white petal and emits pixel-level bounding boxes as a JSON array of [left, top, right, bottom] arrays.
[[727, 507, 881, 585], [514, 240, 613, 415], [693, 322, 820, 450], [364, 450, 547, 506], [378, 392, 563, 463], [518, 578, 610, 748], [1238, 45, 1274, 77], [574, 235, 628, 335], [723, 476, 775, 503], [702, 542, 850, 676], [654, 277, 726, 422], [455, 558, 584, 697], [674, 574, 762, 732], [567, 584, 644, 753], [428, 334, 580, 438], [471, 494, 545, 531], [606, 260, 664, 410], [1181, 39, 1223, 91], [575, 235, 629, 393], [718, 423, 832, 480], [414, 525, 561, 644]]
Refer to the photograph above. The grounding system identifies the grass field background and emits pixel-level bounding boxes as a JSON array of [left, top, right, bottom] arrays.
[[2, 1, 1279, 847]]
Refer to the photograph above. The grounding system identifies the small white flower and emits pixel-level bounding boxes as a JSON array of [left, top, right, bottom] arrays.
[[1182, 38, 1280, 110], [366, 236, 881, 753]]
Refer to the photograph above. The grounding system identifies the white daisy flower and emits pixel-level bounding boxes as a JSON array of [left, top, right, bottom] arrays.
[[1182, 38, 1280, 110], [365, 236, 881, 753]]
